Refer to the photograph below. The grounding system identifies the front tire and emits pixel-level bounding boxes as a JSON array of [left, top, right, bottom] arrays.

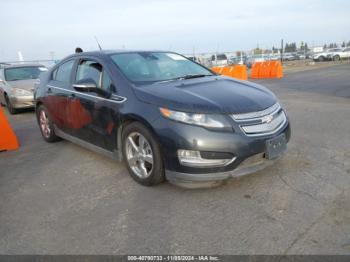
[[333, 55, 340, 61], [36, 105, 60, 142], [122, 122, 165, 186]]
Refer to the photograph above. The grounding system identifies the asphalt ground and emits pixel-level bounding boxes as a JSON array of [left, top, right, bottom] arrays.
[[0, 64, 349, 254]]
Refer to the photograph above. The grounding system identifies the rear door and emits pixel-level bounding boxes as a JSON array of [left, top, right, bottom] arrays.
[[45, 59, 76, 133], [66, 57, 119, 151]]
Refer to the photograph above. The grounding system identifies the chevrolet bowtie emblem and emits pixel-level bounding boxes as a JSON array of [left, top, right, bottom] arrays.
[[262, 115, 273, 124]]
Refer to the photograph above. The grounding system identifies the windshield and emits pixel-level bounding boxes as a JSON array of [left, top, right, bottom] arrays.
[[110, 52, 213, 84], [4, 66, 47, 81]]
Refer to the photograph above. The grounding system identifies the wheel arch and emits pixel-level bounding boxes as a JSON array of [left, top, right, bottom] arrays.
[[0, 91, 7, 105], [35, 100, 43, 109], [116, 114, 161, 157]]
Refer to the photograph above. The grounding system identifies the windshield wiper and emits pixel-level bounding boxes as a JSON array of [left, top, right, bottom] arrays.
[[154, 74, 213, 84], [177, 74, 212, 80]]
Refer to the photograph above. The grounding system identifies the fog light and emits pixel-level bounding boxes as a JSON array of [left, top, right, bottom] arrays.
[[177, 150, 236, 168]]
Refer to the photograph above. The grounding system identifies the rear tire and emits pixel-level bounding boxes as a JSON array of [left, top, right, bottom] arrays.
[[5, 95, 17, 114], [318, 56, 325, 62], [122, 122, 165, 186], [36, 105, 61, 142]]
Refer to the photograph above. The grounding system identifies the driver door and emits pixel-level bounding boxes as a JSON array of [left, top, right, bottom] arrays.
[[66, 58, 117, 151]]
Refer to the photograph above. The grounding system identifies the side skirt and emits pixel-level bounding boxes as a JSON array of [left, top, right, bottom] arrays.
[[54, 125, 122, 161]]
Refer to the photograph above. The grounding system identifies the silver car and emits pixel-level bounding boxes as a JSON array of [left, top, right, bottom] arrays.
[[0, 64, 47, 114]]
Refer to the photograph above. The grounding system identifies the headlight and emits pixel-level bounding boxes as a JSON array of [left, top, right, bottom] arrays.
[[12, 88, 32, 96], [160, 107, 231, 129]]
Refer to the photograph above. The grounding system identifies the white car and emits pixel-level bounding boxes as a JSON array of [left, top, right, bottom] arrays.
[[312, 48, 342, 62], [329, 47, 350, 61], [211, 54, 228, 66], [282, 53, 296, 61]]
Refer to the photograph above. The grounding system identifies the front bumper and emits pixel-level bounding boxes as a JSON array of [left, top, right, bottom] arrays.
[[165, 152, 281, 188], [9, 95, 34, 109], [152, 114, 291, 187]]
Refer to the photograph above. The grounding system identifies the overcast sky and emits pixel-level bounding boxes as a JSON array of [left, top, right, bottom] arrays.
[[1, 0, 349, 61]]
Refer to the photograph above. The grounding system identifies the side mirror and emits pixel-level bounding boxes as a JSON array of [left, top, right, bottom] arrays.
[[73, 78, 97, 92], [0, 78, 4, 83], [73, 78, 111, 98]]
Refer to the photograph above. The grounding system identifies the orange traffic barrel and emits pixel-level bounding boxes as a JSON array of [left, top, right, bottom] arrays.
[[211, 66, 224, 74], [250, 62, 262, 78], [231, 65, 248, 80], [221, 66, 233, 77], [269, 61, 283, 78], [0, 107, 19, 151], [259, 61, 271, 78]]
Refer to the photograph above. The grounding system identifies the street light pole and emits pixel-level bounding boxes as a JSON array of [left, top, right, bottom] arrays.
[[280, 39, 284, 64]]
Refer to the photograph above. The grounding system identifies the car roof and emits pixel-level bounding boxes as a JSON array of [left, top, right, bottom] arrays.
[[68, 49, 171, 57], [60, 50, 175, 63]]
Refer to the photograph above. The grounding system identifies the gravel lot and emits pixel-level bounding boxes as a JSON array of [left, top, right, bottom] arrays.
[[0, 64, 349, 254]]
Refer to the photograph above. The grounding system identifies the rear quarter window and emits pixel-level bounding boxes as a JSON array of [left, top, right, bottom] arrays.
[[52, 60, 75, 83]]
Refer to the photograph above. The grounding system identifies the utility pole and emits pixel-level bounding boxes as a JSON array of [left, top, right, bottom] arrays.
[[280, 39, 284, 64]]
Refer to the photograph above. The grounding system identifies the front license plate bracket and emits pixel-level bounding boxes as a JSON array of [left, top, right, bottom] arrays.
[[265, 133, 287, 160]]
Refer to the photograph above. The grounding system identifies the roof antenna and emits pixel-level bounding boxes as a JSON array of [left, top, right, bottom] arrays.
[[94, 36, 103, 51]]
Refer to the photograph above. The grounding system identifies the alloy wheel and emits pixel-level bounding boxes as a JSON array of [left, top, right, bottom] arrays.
[[125, 132, 154, 178], [39, 110, 51, 138]]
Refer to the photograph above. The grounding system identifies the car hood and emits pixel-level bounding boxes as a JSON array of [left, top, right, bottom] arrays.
[[7, 79, 36, 91], [133, 76, 277, 114]]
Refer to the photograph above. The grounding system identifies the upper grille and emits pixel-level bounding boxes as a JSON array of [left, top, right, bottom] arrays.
[[231, 103, 287, 137]]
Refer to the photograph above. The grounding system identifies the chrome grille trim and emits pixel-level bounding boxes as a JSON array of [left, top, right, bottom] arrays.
[[231, 103, 280, 121], [231, 103, 287, 137], [241, 111, 287, 136]]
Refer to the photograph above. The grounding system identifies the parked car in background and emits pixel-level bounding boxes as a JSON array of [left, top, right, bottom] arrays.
[[245, 55, 266, 68], [228, 55, 248, 65], [35, 50, 290, 188], [312, 48, 342, 62], [296, 51, 307, 60], [211, 53, 228, 66], [268, 55, 280, 61], [328, 47, 350, 61], [0, 63, 48, 114], [185, 55, 201, 64], [282, 53, 296, 61]]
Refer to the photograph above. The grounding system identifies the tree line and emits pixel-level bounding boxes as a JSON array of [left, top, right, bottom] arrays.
[[284, 41, 350, 52], [323, 41, 350, 49], [252, 41, 350, 55]]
